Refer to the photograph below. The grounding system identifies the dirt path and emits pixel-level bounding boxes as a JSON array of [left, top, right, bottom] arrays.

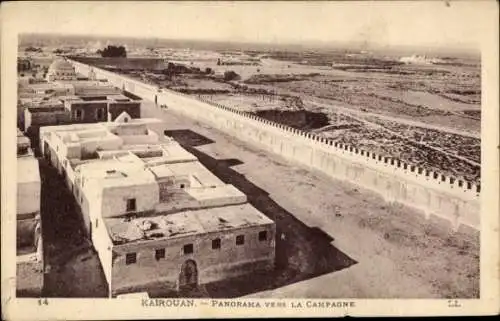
[[143, 101, 479, 298], [306, 98, 480, 139]]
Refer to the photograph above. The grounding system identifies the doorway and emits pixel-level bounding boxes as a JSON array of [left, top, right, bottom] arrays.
[[178, 260, 198, 290]]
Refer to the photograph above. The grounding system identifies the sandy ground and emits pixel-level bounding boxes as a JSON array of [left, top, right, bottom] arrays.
[[143, 100, 479, 298]]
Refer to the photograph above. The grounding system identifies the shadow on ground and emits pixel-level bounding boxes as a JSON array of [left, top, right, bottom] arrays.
[[165, 129, 358, 298], [38, 160, 108, 298], [26, 127, 356, 299]]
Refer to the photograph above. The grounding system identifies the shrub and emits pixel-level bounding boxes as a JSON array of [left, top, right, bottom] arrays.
[[223, 70, 240, 81], [99, 45, 127, 58]]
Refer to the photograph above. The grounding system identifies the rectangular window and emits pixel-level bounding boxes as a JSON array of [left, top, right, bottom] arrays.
[[236, 235, 245, 246], [75, 109, 83, 120], [258, 231, 267, 241], [126, 198, 136, 212], [125, 253, 136, 265], [183, 244, 193, 255], [96, 108, 105, 120], [155, 248, 165, 260], [95, 218, 98, 228], [212, 238, 221, 250]]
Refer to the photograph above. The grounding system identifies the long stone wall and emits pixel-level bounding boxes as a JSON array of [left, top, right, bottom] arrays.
[[70, 60, 480, 231]]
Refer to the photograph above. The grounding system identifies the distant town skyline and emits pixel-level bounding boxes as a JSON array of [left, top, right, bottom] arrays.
[[5, 1, 495, 51]]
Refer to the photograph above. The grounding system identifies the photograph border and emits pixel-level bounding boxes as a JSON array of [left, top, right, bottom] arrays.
[[2, 1, 499, 319]]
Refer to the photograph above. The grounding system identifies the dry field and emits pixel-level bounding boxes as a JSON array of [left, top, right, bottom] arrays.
[[74, 48, 481, 184]]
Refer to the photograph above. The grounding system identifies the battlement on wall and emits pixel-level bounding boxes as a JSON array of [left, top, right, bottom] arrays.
[[192, 97, 480, 197], [69, 60, 481, 199]]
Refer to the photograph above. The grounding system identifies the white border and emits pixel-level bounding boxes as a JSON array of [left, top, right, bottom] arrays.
[[2, 1, 499, 319]]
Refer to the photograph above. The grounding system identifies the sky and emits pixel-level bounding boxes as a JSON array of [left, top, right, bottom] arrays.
[[3, 1, 498, 50]]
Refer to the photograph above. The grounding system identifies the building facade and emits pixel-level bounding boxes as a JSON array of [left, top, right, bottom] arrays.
[[23, 92, 141, 152], [40, 115, 275, 296]]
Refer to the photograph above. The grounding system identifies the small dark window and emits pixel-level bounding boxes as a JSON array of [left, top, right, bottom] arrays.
[[75, 109, 83, 120], [125, 253, 136, 265], [126, 198, 136, 212], [258, 231, 267, 241], [180, 183, 185, 189], [95, 218, 98, 228], [183, 244, 193, 255], [96, 108, 105, 120], [212, 238, 221, 250], [236, 235, 245, 245], [155, 248, 165, 260]]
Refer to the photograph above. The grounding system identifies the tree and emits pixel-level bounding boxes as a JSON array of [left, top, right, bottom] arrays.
[[25, 46, 42, 53], [205, 67, 213, 74], [99, 45, 127, 58], [223, 70, 240, 81]]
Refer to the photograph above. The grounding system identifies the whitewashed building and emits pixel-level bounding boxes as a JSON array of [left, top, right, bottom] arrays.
[[40, 114, 275, 296]]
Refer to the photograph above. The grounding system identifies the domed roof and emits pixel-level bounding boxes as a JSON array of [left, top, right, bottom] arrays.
[[48, 59, 75, 72]]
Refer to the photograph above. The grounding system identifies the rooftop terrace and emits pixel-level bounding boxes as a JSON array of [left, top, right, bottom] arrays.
[[105, 203, 273, 245]]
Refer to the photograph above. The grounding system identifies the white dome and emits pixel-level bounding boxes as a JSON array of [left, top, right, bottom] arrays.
[[48, 59, 75, 72], [46, 59, 77, 81]]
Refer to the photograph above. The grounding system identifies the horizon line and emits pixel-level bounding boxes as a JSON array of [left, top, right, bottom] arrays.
[[19, 32, 481, 54]]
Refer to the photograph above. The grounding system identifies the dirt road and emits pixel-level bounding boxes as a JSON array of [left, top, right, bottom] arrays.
[[306, 98, 480, 139]]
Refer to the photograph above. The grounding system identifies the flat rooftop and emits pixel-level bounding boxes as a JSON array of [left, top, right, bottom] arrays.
[[105, 203, 274, 244], [59, 94, 133, 103], [17, 157, 40, 184], [26, 83, 71, 90], [41, 117, 164, 135], [149, 161, 222, 186], [79, 157, 157, 189]]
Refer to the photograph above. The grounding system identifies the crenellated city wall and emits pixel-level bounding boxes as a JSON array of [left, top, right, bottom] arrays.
[[70, 60, 480, 231]]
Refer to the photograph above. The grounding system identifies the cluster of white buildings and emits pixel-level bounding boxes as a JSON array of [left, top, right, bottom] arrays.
[[16, 57, 276, 297], [40, 113, 275, 296], [18, 59, 142, 145]]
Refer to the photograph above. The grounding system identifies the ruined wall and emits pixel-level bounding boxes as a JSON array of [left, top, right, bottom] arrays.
[[16, 256, 44, 297], [24, 108, 71, 132], [71, 60, 481, 231], [16, 215, 39, 249], [110, 223, 275, 296]]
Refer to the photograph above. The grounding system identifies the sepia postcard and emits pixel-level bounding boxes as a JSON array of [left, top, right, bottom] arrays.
[[1, 1, 499, 319]]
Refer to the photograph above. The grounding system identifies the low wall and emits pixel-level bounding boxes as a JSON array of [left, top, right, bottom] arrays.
[[70, 60, 480, 231]]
